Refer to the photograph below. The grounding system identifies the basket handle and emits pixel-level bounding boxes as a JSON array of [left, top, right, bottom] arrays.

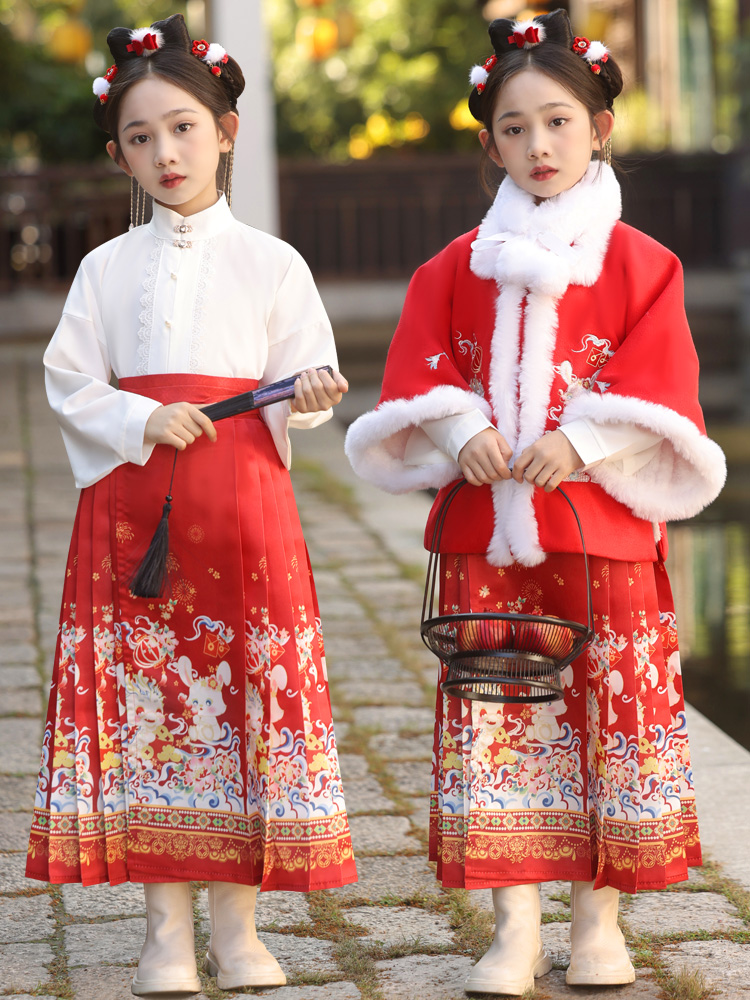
[[420, 479, 593, 638]]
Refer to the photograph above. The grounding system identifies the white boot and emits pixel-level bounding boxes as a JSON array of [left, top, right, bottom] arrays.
[[464, 884, 552, 996], [205, 881, 286, 989], [131, 882, 201, 996], [566, 880, 635, 985]]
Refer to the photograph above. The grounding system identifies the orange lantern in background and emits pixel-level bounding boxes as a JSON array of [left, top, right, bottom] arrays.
[[296, 15, 339, 61], [48, 18, 92, 63]]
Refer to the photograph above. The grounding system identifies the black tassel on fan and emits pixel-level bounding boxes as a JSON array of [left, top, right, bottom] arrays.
[[128, 367, 334, 600], [129, 451, 177, 599]]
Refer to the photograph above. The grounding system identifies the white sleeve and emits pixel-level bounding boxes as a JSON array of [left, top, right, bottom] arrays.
[[404, 409, 494, 466], [44, 263, 161, 489], [559, 418, 663, 475], [260, 248, 339, 467]]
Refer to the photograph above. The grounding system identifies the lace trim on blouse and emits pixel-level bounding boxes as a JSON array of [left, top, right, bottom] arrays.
[[189, 237, 217, 374], [136, 239, 164, 376]]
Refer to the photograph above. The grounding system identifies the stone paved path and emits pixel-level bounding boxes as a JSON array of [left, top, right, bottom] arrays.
[[1, 341, 749, 999]]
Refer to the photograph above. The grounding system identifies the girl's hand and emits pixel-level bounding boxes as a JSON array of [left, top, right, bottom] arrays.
[[458, 427, 513, 486], [290, 368, 349, 413], [512, 430, 583, 492], [144, 402, 217, 450]]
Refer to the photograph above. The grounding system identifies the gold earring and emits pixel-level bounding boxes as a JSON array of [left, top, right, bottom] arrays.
[[602, 137, 612, 166]]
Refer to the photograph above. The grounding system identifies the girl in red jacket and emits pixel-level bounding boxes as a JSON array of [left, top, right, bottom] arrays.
[[346, 9, 725, 996]]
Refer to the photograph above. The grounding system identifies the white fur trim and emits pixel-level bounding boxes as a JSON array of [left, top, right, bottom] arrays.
[[129, 26, 164, 54], [92, 77, 110, 97], [470, 162, 623, 567], [345, 386, 492, 494], [204, 42, 227, 65], [470, 64, 489, 87], [511, 19, 546, 46], [561, 393, 726, 521], [585, 40, 609, 63]]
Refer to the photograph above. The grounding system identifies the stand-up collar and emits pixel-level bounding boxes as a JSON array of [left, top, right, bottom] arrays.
[[148, 193, 234, 242]]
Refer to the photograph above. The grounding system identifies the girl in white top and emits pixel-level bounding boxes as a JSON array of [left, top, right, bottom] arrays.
[[27, 13, 356, 996]]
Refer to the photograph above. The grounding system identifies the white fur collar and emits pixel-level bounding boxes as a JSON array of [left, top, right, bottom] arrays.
[[470, 162, 622, 297]]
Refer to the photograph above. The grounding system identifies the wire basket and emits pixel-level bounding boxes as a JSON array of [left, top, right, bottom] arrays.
[[421, 481, 594, 704]]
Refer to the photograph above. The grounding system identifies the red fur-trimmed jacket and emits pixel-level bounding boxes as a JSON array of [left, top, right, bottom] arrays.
[[345, 164, 725, 566]]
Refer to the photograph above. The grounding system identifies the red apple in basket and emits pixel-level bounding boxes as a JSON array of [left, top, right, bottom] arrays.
[[516, 617, 574, 658], [456, 618, 514, 651]]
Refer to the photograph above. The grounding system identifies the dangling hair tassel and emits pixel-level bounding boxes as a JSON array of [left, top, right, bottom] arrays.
[[129, 451, 178, 598]]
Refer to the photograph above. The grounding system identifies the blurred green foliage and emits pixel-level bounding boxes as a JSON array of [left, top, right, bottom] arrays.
[[0, 0, 182, 167], [269, 0, 489, 160], [0, 0, 491, 166]]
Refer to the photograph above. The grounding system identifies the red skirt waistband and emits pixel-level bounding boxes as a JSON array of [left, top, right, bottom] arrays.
[[119, 374, 261, 411]]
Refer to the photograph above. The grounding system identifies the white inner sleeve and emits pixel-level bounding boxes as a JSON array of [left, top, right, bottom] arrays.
[[559, 418, 663, 475], [404, 409, 494, 465]]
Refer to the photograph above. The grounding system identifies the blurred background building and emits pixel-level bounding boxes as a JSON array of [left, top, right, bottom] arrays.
[[1, 0, 749, 745]]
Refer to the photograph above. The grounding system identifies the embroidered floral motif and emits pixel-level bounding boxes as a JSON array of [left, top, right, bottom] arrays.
[[426, 353, 446, 370], [455, 330, 485, 397]]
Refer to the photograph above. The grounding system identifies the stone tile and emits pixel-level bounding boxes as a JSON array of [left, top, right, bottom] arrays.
[[0, 642, 36, 664], [333, 720, 350, 742], [334, 681, 425, 706], [69, 968, 213, 1000], [0, 811, 33, 851], [622, 890, 745, 935], [370, 733, 433, 761], [660, 940, 750, 994], [7, 995, 57, 1000], [347, 905, 454, 947], [0, 772, 38, 811], [540, 881, 571, 916], [352, 705, 434, 734], [69, 966, 140, 1000], [341, 776, 395, 815], [331, 856, 440, 903], [252, 985, 361, 999], [407, 797, 431, 837], [324, 636, 391, 659], [196, 888, 311, 932], [348, 814, 419, 855], [375, 953, 473, 999], [63, 880, 146, 918], [0, 687, 42, 715], [0, 717, 43, 773], [0, 893, 54, 942], [0, 851, 34, 892], [260, 931, 338, 976], [390, 761, 431, 796], [0, 665, 38, 690], [338, 754, 371, 781], [541, 920, 571, 965], [65, 916, 147, 965], [0, 941, 53, 992], [328, 657, 405, 683], [532, 968, 660, 998]]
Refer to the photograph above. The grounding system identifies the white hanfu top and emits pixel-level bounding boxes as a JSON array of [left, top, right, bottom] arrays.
[[44, 194, 336, 489]]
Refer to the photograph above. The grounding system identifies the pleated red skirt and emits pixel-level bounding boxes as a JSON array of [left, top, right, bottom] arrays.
[[430, 550, 700, 893], [27, 374, 357, 891]]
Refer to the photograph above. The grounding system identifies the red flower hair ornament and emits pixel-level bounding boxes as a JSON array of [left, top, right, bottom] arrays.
[[191, 39, 230, 77]]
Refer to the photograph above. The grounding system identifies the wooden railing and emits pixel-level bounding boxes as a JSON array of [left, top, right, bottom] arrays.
[[0, 151, 745, 293]]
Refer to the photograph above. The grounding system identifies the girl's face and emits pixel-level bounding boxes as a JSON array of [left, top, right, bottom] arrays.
[[107, 76, 238, 217], [480, 68, 614, 201]]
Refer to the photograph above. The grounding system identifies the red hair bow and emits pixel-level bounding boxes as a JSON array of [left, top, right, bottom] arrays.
[[127, 32, 159, 56], [508, 26, 540, 49]]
